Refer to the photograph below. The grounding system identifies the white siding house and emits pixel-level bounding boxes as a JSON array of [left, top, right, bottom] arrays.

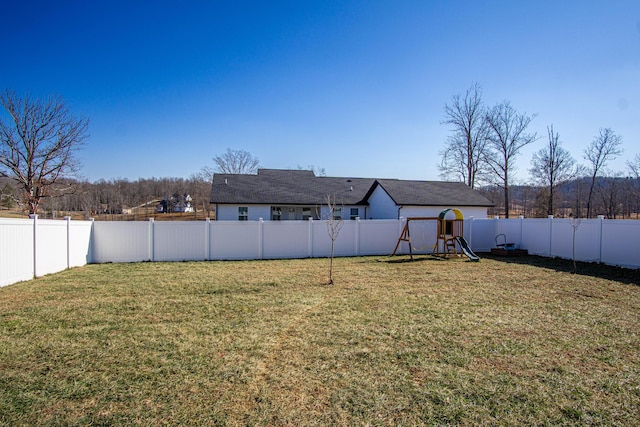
[[210, 169, 493, 221], [366, 185, 399, 219]]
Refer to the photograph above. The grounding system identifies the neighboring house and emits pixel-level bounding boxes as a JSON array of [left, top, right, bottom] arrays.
[[210, 169, 493, 221], [157, 194, 195, 213]]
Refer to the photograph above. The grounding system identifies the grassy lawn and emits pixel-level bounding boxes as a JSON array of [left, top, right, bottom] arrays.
[[1, 255, 639, 426]]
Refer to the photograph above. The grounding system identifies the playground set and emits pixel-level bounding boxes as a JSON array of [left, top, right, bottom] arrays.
[[391, 208, 480, 261]]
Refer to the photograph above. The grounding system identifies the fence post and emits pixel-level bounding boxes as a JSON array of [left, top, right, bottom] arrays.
[[598, 215, 605, 263], [89, 218, 95, 264], [548, 215, 554, 257], [399, 217, 405, 255], [258, 218, 264, 260], [308, 217, 314, 258], [355, 217, 360, 256], [148, 218, 155, 262], [519, 215, 524, 249], [205, 218, 211, 261], [65, 216, 72, 269], [29, 214, 38, 278]]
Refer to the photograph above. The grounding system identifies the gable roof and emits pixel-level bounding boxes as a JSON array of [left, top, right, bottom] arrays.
[[210, 169, 493, 207]]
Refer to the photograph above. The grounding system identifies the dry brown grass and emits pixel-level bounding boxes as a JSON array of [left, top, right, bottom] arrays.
[[1, 255, 639, 425]]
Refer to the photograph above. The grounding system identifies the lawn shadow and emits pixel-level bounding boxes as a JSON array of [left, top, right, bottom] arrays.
[[380, 255, 448, 264], [481, 253, 640, 287]]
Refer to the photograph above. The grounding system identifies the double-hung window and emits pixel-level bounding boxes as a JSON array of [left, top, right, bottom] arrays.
[[238, 206, 248, 221], [333, 207, 342, 220], [271, 206, 282, 221]]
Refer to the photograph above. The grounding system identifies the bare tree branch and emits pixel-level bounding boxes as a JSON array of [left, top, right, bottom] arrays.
[[485, 101, 537, 217], [212, 148, 260, 174], [439, 83, 490, 188], [583, 128, 623, 218], [324, 194, 344, 285], [529, 125, 577, 216], [0, 90, 89, 214]]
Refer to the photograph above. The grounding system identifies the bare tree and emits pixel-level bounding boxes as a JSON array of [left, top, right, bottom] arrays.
[[627, 154, 640, 218], [529, 125, 576, 216], [569, 215, 582, 274], [596, 173, 624, 218], [325, 194, 344, 285], [187, 173, 213, 217], [627, 154, 640, 178], [485, 101, 537, 218], [0, 90, 89, 214], [439, 83, 490, 188], [211, 148, 260, 174], [298, 165, 326, 176], [583, 128, 623, 218], [198, 165, 215, 183]]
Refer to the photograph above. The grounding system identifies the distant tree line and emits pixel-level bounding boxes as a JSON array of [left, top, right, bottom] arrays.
[[0, 175, 212, 219], [440, 83, 638, 218], [0, 148, 264, 219], [479, 175, 640, 219]]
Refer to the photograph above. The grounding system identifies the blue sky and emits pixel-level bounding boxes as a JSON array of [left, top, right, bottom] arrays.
[[2, 0, 639, 183]]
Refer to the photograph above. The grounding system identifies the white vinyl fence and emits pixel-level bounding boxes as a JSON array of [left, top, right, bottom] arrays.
[[1, 215, 639, 287], [1, 216, 93, 287], [90, 218, 403, 263]]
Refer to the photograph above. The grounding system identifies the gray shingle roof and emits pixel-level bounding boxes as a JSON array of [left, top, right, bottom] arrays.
[[372, 179, 493, 207], [210, 169, 374, 205], [210, 169, 493, 207]]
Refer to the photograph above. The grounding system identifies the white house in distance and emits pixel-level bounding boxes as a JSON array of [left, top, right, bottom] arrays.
[[209, 169, 493, 221]]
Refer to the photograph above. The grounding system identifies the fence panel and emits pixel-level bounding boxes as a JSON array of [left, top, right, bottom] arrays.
[[154, 221, 208, 261], [549, 219, 575, 260], [548, 219, 598, 262], [466, 219, 494, 252], [92, 221, 151, 263], [360, 219, 404, 256], [210, 221, 260, 260], [262, 221, 309, 259], [601, 220, 640, 268], [35, 219, 69, 277], [311, 221, 332, 258], [69, 220, 93, 267], [572, 220, 603, 262], [520, 219, 551, 256], [0, 219, 34, 287], [333, 221, 357, 257]]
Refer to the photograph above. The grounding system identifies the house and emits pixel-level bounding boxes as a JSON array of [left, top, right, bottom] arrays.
[[157, 194, 195, 213], [209, 169, 493, 221]]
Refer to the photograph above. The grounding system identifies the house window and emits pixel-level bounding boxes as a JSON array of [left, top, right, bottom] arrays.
[[350, 208, 359, 220], [238, 206, 248, 221], [271, 206, 282, 221], [302, 207, 312, 220], [333, 207, 342, 220]]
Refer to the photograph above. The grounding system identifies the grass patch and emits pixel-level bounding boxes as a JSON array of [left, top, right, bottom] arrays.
[[1, 255, 639, 425]]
